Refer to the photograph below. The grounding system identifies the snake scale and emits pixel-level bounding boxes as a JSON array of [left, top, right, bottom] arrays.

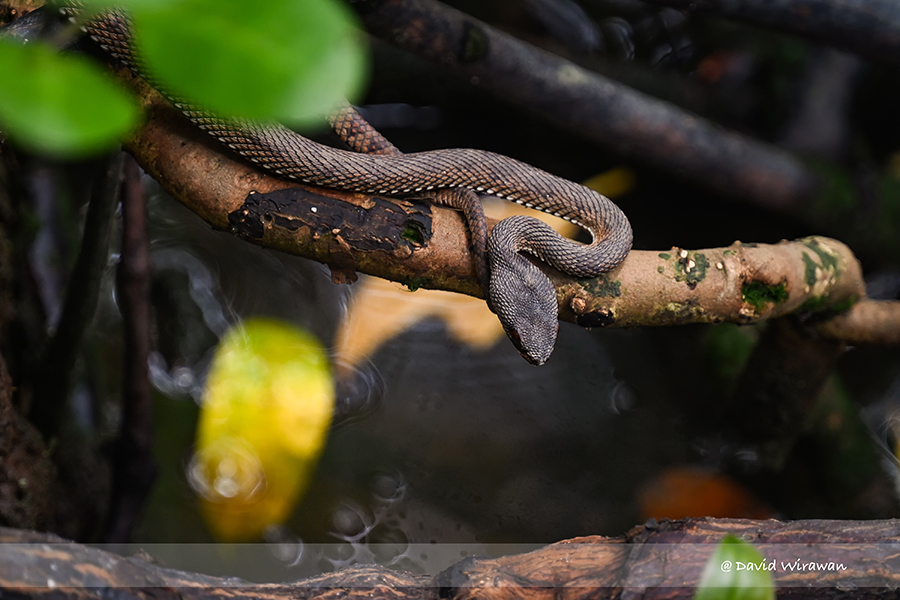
[[78, 9, 633, 365]]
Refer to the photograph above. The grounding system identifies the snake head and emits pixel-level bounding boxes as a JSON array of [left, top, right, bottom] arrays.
[[488, 250, 560, 366]]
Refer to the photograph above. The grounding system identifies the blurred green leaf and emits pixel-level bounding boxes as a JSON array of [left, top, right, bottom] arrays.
[[695, 534, 775, 600], [130, 0, 367, 124], [0, 38, 141, 156]]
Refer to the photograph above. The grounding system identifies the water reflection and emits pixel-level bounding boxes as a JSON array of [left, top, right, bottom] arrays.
[[332, 358, 385, 425], [263, 526, 305, 567], [188, 437, 267, 503], [136, 178, 687, 549]]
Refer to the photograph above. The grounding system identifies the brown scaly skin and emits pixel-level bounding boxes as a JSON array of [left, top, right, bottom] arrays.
[[328, 104, 491, 296], [79, 9, 632, 364]]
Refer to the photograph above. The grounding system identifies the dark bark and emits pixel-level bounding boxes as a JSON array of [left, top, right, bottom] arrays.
[[640, 0, 900, 69], [104, 156, 156, 543], [29, 153, 124, 437], [730, 317, 846, 470], [353, 0, 820, 210], [0, 356, 57, 531]]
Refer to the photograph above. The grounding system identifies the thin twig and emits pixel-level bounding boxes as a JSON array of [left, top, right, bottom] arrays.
[[29, 152, 124, 437], [817, 299, 900, 344], [104, 154, 156, 543]]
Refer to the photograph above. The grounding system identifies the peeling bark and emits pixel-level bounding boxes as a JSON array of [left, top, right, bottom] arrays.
[[0, 0, 39, 28], [3, 519, 900, 597]]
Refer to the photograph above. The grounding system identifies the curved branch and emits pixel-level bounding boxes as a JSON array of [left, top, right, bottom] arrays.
[[816, 299, 900, 344], [118, 66, 900, 345]]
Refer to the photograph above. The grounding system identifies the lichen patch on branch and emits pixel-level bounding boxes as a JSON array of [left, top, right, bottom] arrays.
[[559, 238, 863, 330]]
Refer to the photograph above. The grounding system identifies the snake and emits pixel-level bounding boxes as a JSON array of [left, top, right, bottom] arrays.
[[74, 9, 633, 365]]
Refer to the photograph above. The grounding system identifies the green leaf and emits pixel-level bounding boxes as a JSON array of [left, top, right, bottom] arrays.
[[0, 38, 141, 156], [130, 0, 367, 125], [695, 534, 775, 600]]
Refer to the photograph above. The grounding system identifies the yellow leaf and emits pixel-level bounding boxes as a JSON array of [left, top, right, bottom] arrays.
[[189, 317, 334, 541], [582, 166, 636, 199]]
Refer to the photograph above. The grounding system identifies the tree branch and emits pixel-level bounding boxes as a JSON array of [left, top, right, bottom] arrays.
[[352, 0, 820, 210], [817, 299, 900, 344], [639, 0, 900, 69], [3, 519, 900, 597], [4, 1, 894, 345], [730, 317, 845, 469], [29, 152, 124, 437], [104, 156, 156, 543], [115, 65, 900, 346]]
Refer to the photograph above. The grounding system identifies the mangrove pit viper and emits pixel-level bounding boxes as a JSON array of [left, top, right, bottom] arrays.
[[77, 9, 633, 365]]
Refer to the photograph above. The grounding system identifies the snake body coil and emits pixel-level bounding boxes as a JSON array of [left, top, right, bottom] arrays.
[[82, 10, 633, 364]]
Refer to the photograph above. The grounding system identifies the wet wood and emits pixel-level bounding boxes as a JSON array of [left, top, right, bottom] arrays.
[[2, 518, 900, 598], [230, 187, 434, 286]]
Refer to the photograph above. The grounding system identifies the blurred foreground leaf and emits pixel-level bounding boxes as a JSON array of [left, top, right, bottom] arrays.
[[0, 38, 140, 156], [1, 0, 365, 155], [695, 534, 775, 600], [190, 318, 334, 541], [129, 0, 367, 124]]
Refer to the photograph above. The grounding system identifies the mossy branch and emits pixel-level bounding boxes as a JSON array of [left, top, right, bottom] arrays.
[[111, 66, 900, 346]]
